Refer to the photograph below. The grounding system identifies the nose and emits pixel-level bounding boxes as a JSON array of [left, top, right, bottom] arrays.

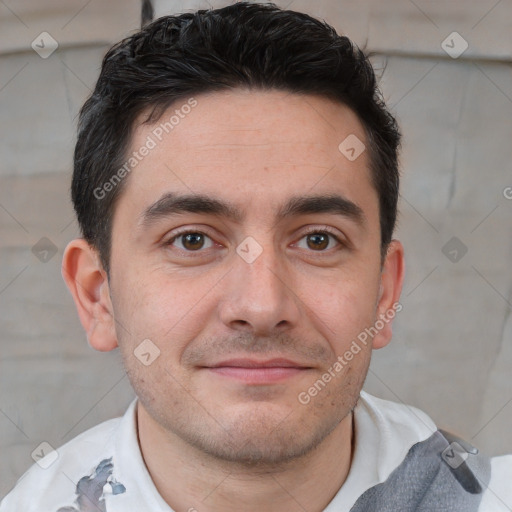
[[217, 244, 301, 337]]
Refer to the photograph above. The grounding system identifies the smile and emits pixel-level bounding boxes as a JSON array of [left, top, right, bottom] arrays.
[[203, 358, 312, 384]]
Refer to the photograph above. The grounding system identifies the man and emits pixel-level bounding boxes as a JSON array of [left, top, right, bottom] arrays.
[[1, 2, 511, 511]]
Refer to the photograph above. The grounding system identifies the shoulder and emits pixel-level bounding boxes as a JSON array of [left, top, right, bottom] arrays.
[[480, 454, 512, 510], [356, 390, 437, 442], [356, 392, 512, 511], [0, 403, 133, 512]]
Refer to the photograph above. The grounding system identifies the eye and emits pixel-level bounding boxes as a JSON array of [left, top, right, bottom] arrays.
[[167, 230, 215, 251], [295, 229, 342, 251], [164, 228, 344, 254]]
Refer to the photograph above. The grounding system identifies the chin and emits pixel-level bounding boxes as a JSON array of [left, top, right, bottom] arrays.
[[186, 406, 342, 468]]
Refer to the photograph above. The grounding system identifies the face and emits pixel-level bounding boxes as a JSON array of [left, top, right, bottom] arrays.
[[102, 89, 398, 466]]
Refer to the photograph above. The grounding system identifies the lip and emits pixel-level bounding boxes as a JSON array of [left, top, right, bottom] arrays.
[[209, 358, 309, 368], [203, 358, 312, 384]]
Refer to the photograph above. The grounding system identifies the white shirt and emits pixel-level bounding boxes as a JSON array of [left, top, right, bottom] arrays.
[[1, 391, 511, 511]]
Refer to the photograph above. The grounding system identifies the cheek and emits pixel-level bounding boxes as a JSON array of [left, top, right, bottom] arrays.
[[306, 272, 380, 344], [113, 270, 216, 355]]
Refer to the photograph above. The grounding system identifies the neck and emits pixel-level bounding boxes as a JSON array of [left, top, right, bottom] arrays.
[[137, 404, 354, 512]]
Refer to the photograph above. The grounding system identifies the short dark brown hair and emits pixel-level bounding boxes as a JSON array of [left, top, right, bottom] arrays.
[[72, 2, 401, 274]]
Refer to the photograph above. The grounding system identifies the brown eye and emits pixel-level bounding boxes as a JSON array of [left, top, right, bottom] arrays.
[[306, 232, 330, 251], [295, 230, 341, 252], [168, 231, 214, 251], [181, 233, 205, 250]]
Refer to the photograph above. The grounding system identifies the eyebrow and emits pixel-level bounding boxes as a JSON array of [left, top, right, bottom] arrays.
[[138, 192, 366, 230]]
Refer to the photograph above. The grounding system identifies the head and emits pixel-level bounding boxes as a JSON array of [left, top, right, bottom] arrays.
[[63, 2, 404, 467]]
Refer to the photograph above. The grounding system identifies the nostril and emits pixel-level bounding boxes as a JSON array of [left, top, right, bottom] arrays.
[[232, 320, 250, 327]]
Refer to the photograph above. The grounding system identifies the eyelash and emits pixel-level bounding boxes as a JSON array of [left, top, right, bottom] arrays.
[[165, 226, 344, 254]]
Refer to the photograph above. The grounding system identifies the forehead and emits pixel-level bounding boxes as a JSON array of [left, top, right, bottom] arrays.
[[115, 89, 377, 229]]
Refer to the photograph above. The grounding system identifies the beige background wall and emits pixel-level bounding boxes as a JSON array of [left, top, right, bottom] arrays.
[[1, 0, 511, 499]]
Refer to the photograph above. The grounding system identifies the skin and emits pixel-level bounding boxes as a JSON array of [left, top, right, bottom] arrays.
[[62, 89, 404, 512]]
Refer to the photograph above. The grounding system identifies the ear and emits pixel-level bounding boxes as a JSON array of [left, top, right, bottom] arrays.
[[61, 238, 118, 352], [372, 239, 405, 350]]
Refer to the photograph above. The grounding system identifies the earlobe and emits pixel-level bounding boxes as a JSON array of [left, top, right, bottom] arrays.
[[61, 239, 118, 352], [372, 239, 405, 350]]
